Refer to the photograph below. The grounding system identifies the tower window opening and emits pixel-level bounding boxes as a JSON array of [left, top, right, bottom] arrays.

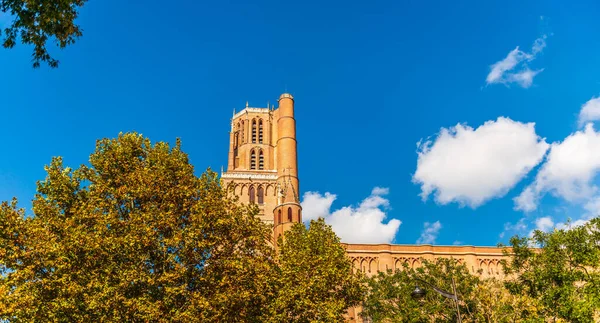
[[259, 150, 264, 170], [249, 186, 255, 204], [240, 120, 245, 143], [287, 207, 292, 222], [234, 123, 240, 148], [252, 119, 257, 143], [258, 119, 263, 143], [250, 150, 256, 170], [257, 186, 264, 204], [278, 209, 282, 224]]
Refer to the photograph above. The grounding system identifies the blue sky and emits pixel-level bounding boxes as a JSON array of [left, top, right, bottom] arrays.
[[1, 0, 600, 246]]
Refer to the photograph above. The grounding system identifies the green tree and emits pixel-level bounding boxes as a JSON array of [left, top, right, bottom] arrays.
[[471, 279, 543, 323], [1, 0, 87, 68], [361, 258, 481, 323], [267, 218, 364, 323], [361, 259, 568, 323], [502, 218, 600, 323], [362, 266, 544, 323], [0, 133, 277, 322]]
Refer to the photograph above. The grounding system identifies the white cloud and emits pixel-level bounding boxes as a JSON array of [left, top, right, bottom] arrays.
[[416, 221, 442, 244], [526, 216, 588, 237], [584, 195, 600, 216], [515, 124, 600, 211], [535, 216, 554, 232], [552, 197, 600, 230], [301, 192, 336, 222], [532, 37, 547, 55], [556, 218, 591, 230], [371, 187, 389, 195], [486, 35, 547, 88], [506, 68, 544, 88], [300, 188, 401, 244], [413, 117, 549, 208], [500, 217, 527, 239], [513, 186, 537, 213], [486, 47, 531, 84], [578, 97, 600, 126]]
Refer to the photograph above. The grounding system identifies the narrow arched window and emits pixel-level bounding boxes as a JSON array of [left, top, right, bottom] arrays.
[[258, 119, 263, 143], [252, 119, 257, 143], [249, 186, 255, 204], [235, 122, 240, 148], [259, 150, 264, 170], [250, 150, 256, 170], [240, 120, 245, 143], [287, 208, 292, 222], [278, 209, 282, 224], [257, 186, 264, 204]]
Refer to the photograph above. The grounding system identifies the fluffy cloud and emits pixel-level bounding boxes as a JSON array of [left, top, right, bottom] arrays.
[[416, 221, 442, 244], [523, 216, 555, 238], [584, 195, 600, 216], [486, 48, 531, 85], [578, 97, 600, 126], [300, 187, 401, 244], [535, 216, 554, 232], [486, 35, 547, 88], [301, 192, 336, 221], [531, 36, 547, 55], [506, 197, 597, 239], [528, 215, 590, 234], [505, 68, 544, 88], [371, 187, 389, 195], [512, 186, 537, 213], [556, 218, 592, 230], [515, 124, 600, 211], [413, 117, 549, 208], [501, 216, 560, 239], [553, 198, 600, 230]]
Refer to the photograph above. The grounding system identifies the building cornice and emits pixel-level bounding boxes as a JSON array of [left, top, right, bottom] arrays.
[[233, 107, 270, 119], [346, 250, 506, 257], [221, 172, 278, 181], [342, 243, 510, 256]]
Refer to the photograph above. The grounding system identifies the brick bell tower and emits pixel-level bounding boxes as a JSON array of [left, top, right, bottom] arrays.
[[221, 93, 302, 245]]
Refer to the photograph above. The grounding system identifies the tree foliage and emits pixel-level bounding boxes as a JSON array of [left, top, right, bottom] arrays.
[[0, 133, 277, 322], [361, 258, 545, 323], [362, 219, 600, 322], [362, 258, 480, 322], [502, 218, 600, 323], [268, 218, 364, 323], [1, 0, 87, 68], [471, 279, 542, 323]]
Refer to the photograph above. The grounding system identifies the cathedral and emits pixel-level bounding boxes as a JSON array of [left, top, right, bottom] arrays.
[[221, 93, 506, 279]]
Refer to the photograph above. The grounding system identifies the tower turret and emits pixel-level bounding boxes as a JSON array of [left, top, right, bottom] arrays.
[[273, 93, 302, 245]]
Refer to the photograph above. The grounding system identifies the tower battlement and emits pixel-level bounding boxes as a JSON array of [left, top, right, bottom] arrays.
[[232, 107, 270, 120]]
